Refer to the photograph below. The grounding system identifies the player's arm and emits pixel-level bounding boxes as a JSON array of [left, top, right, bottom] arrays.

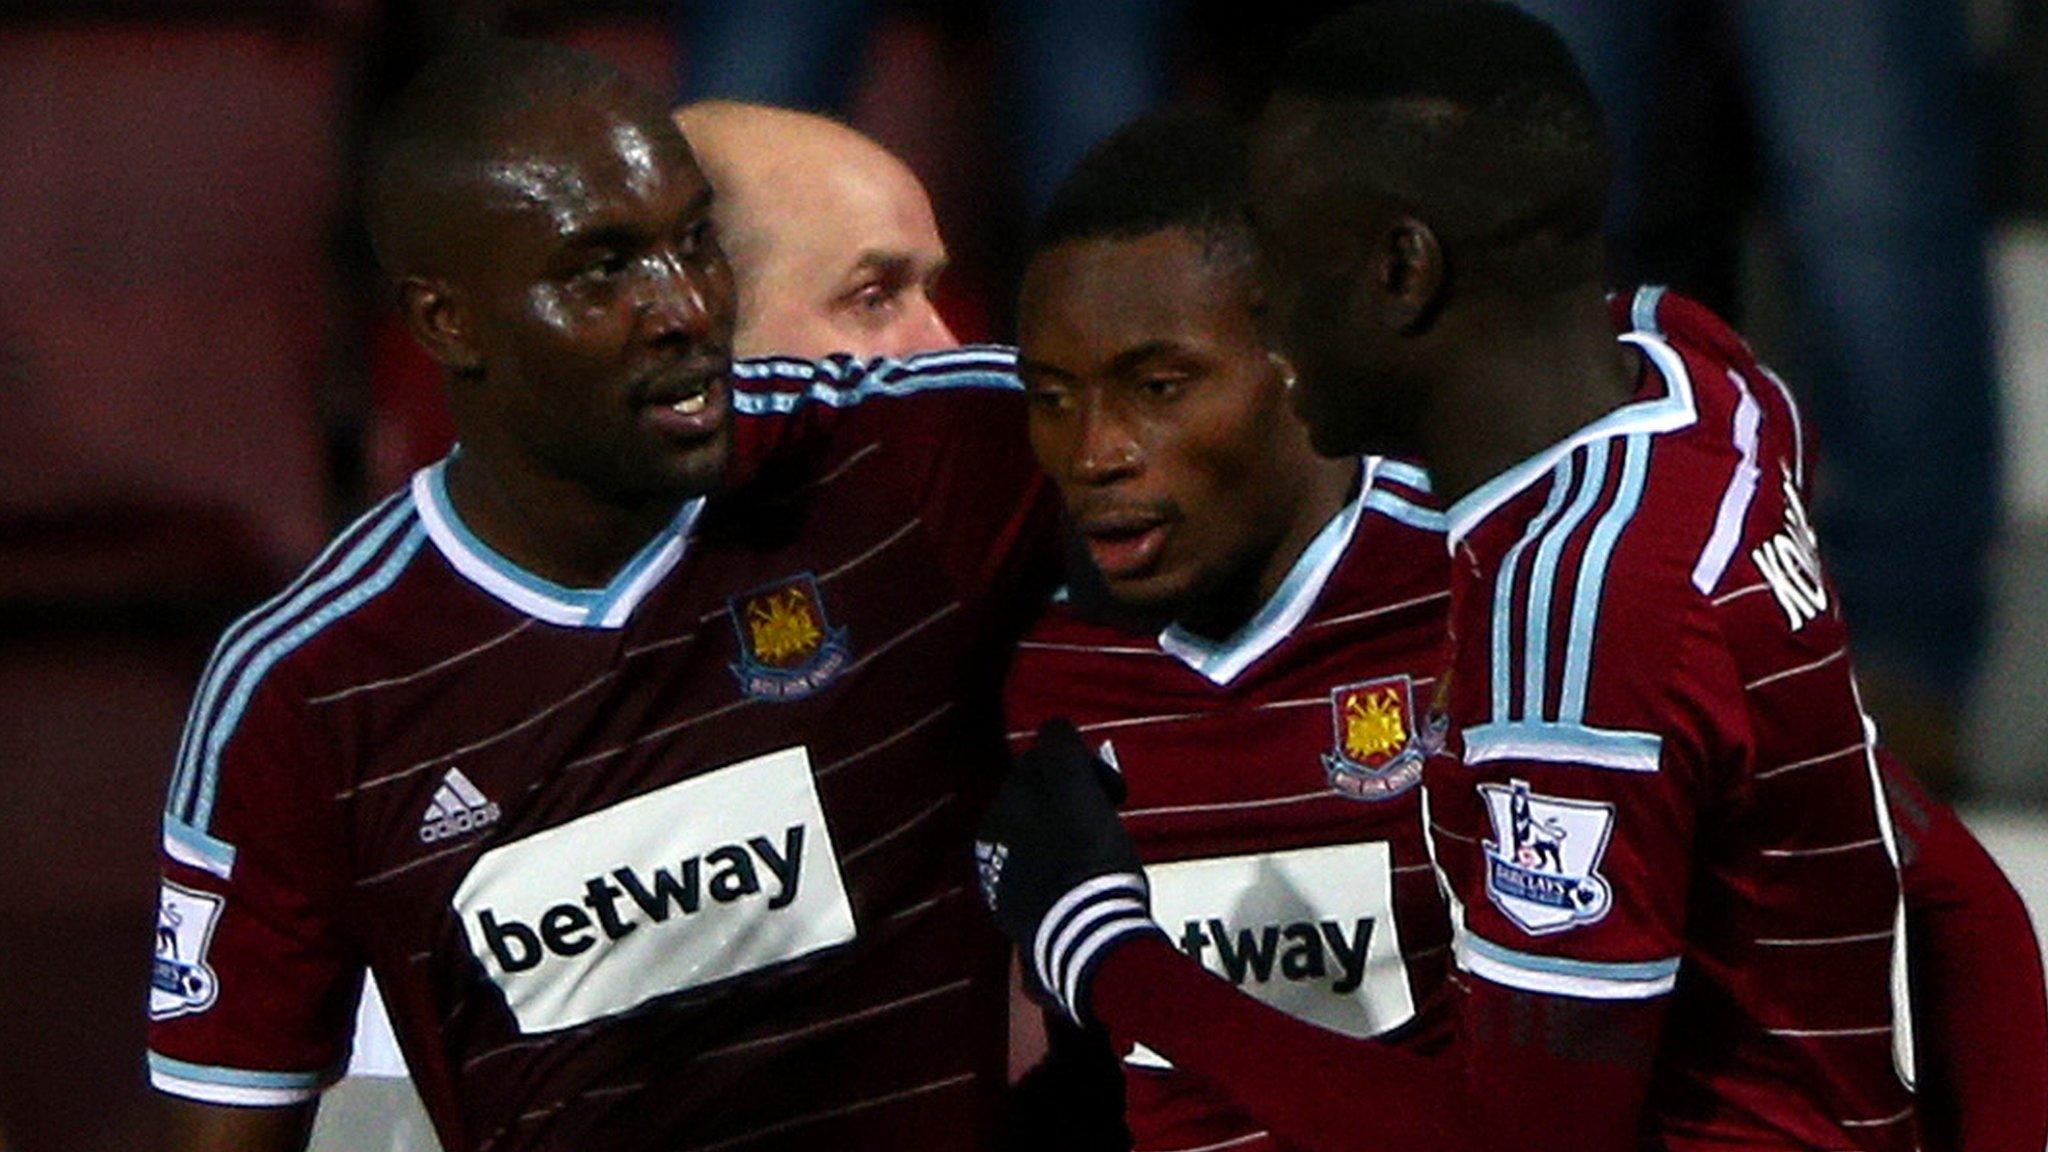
[[158, 1096, 316, 1152], [1426, 778, 1680, 1152], [1424, 625, 1710, 1148], [727, 345, 1061, 614], [979, 720, 1467, 1152], [724, 345, 1019, 473], [1881, 752, 2048, 1152], [151, 665, 362, 1150]]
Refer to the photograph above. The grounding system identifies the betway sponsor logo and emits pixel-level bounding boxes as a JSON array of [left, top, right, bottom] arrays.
[[1176, 916, 1375, 995], [478, 826, 806, 972], [454, 746, 855, 1033], [1127, 841, 1413, 1070]]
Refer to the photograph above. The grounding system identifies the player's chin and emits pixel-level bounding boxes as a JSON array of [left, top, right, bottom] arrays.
[[1097, 566, 1200, 623], [644, 427, 733, 502]]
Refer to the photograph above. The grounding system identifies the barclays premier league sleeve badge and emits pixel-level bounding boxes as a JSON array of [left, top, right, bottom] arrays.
[[151, 881, 224, 1020], [1478, 780, 1615, 934]]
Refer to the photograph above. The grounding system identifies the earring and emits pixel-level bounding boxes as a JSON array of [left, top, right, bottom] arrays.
[[1267, 350, 1299, 392]]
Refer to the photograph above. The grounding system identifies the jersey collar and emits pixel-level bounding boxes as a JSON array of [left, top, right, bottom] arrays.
[[411, 457, 704, 629], [1443, 326, 1697, 549], [1158, 457, 1378, 686]]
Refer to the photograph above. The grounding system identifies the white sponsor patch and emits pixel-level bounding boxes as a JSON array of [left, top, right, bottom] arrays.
[[151, 881, 224, 1020], [1126, 841, 1412, 1070], [1478, 779, 1616, 935], [453, 745, 857, 1033]]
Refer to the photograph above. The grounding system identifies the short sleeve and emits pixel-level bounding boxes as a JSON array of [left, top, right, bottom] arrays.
[[1427, 550, 1744, 1002], [150, 665, 362, 1107]]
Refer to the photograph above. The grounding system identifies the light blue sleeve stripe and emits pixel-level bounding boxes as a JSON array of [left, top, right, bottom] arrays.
[[1464, 932, 1680, 982], [731, 347, 1020, 414], [1364, 489, 1447, 533], [148, 1052, 331, 1090], [163, 819, 238, 877], [169, 490, 413, 818], [1462, 719, 1663, 773], [191, 527, 427, 831], [1491, 454, 1578, 724], [171, 498, 414, 824], [1522, 438, 1609, 724], [1560, 434, 1653, 722]]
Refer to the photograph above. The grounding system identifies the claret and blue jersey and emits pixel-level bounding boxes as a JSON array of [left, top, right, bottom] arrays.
[[148, 347, 1063, 1152], [1005, 456, 1456, 1152], [1428, 288, 1917, 1149]]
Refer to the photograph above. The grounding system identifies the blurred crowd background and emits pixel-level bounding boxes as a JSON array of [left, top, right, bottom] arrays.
[[3, 2, 2046, 1149]]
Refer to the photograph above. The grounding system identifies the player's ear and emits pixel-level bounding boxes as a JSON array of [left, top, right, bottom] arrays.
[[1373, 216, 1446, 335], [399, 275, 484, 376]]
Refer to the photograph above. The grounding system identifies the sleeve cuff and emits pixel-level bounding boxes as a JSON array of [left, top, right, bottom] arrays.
[[148, 1051, 338, 1107], [1455, 931, 1679, 1000]]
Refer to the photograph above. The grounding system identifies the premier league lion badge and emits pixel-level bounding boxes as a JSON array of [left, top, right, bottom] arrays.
[[728, 573, 851, 701], [1478, 779, 1615, 934], [150, 882, 223, 1020], [1321, 676, 1427, 800]]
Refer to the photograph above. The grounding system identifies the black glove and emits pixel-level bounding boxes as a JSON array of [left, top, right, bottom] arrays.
[[976, 718, 1161, 1024]]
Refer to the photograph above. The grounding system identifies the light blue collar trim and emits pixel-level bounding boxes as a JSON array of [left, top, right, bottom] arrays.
[[411, 457, 703, 629], [1158, 458, 1376, 686], [1444, 331, 1697, 549]]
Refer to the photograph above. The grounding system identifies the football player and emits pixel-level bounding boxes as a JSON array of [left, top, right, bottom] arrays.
[[978, 13, 2048, 1139], [152, 40, 1057, 1152]]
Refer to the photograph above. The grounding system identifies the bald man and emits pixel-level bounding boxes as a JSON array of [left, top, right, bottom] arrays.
[[676, 101, 957, 359]]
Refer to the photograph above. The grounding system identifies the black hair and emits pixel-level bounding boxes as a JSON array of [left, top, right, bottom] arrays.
[[1031, 108, 1256, 266], [363, 37, 663, 277], [1268, 1, 1612, 288]]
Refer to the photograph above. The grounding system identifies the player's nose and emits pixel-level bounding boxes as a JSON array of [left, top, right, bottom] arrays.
[[639, 249, 725, 344], [1071, 396, 1142, 485]]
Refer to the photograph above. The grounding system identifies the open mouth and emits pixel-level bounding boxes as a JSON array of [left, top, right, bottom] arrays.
[[641, 371, 729, 443], [1078, 510, 1172, 581]]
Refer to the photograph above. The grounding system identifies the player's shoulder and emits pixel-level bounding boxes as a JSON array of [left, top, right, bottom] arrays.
[[163, 487, 432, 876], [1349, 457, 1452, 588], [1617, 288, 1822, 609], [199, 486, 435, 701], [1005, 595, 1180, 730]]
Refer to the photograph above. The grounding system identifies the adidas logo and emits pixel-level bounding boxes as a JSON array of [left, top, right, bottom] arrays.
[[420, 768, 501, 843]]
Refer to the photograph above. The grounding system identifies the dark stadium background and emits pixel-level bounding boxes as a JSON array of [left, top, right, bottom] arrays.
[[2, 3, 2045, 1149]]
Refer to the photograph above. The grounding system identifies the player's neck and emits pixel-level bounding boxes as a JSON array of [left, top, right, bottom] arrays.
[[442, 449, 685, 590], [1173, 456, 1356, 642], [1422, 289, 1639, 508]]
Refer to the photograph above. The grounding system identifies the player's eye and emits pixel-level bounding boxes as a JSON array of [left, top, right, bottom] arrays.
[[1024, 383, 1073, 413], [1138, 375, 1188, 401], [854, 283, 901, 315], [573, 251, 629, 284]]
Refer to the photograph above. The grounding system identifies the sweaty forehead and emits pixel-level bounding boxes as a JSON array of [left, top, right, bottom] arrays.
[[470, 105, 702, 233]]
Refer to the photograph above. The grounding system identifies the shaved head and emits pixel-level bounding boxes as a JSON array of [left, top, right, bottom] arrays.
[[675, 101, 956, 359], [366, 38, 682, 280]]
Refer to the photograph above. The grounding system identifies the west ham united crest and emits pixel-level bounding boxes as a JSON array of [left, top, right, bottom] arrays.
[[1321, 675, 1427, 800], [728, 573, 851, 701], [1478, 779, 1616, 934]]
